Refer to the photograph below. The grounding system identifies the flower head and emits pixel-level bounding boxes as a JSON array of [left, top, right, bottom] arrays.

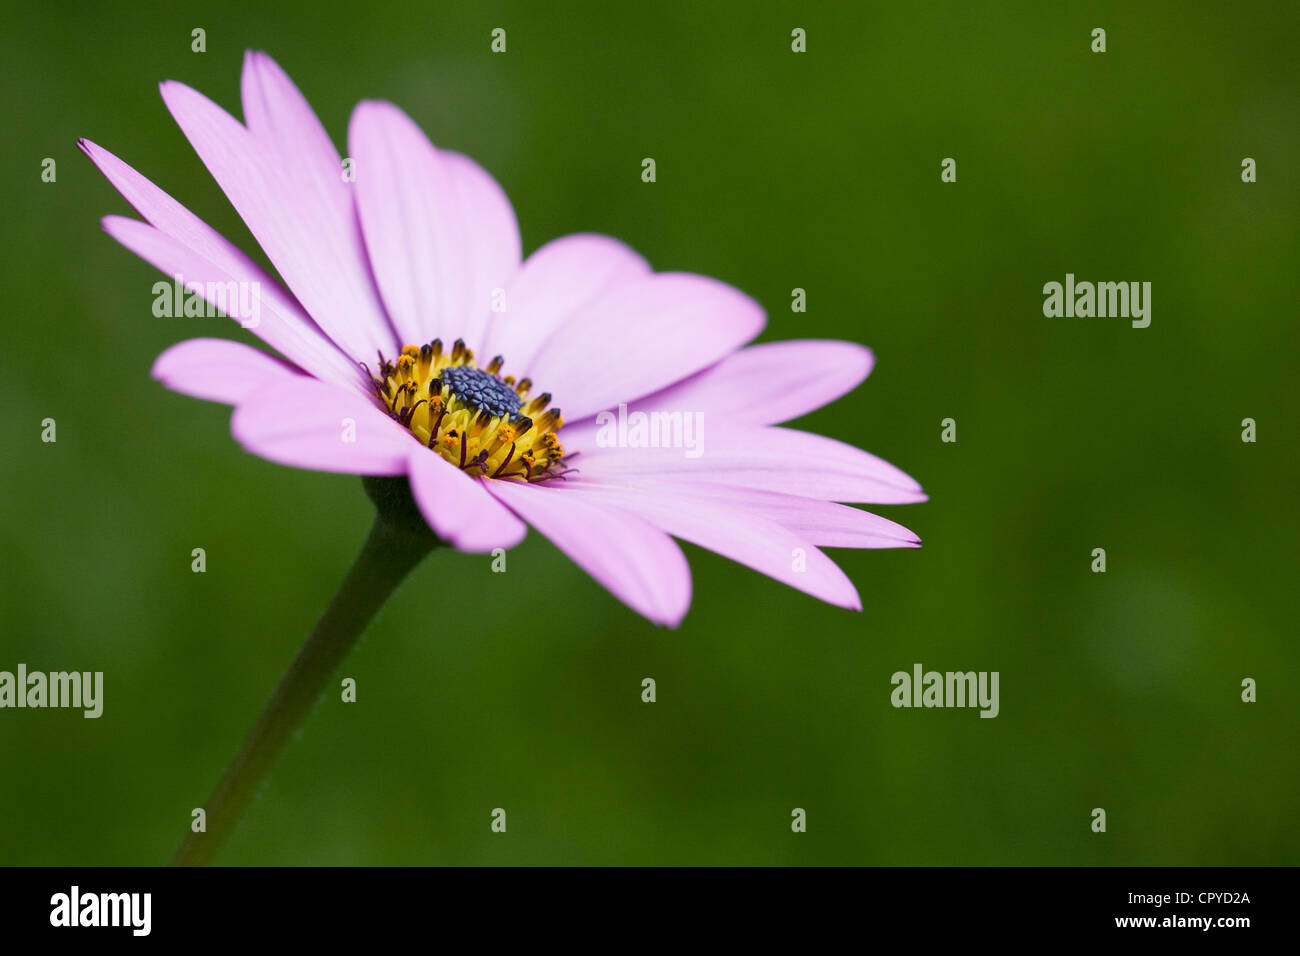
[[82, 51, 924, 626]]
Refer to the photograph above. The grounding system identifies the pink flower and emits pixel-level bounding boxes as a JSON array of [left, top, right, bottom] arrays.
[[82, 51, 924, 627]]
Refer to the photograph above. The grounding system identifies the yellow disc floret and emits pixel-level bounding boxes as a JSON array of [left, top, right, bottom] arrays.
[[370, 338, 567, 482]]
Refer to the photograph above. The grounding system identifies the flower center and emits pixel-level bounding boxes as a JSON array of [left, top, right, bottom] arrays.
[[370, 338, 566, 481]]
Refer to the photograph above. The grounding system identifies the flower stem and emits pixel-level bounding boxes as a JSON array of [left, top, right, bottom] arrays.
[[171, 481, 437, 865]]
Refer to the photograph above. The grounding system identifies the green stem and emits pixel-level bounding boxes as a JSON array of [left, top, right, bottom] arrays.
[[171, 484, 436, 866]]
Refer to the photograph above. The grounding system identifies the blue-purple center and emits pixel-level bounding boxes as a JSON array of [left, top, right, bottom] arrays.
[[441, 365, 524, 418]]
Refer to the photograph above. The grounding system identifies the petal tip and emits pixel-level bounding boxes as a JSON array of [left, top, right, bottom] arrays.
[[157, 78, 196, 107], [658, 607, 689, 629]]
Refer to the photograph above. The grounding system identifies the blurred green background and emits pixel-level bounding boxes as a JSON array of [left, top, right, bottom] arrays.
[[2, 0, 1296, 865]]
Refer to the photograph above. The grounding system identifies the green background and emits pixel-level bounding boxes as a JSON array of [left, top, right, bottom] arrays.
[[1, 0, 1296, 865]]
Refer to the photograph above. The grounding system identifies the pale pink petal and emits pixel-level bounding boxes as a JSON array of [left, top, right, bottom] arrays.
[[152, 338, 302, 405], [565, 339, 874, 431], [406, 450, 527, 553], [568, 425, 926, 505], [582, 477, 920, 549], [238, 51, 397, 353], [478, 233, 650, 373], [159, 80, 396, 363], [525, 272, 765, 421], [488, 480, 691, 627], [230, 378, 412, 475], [81, 140, 367, 393], [566, 479, 861, 610], [348, 100, 521, 348], [240, 51, 352, 227], [709, 491, 920, 549]]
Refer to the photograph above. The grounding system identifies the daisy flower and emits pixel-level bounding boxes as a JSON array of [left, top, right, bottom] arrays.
[[82, 51, 924, 628]]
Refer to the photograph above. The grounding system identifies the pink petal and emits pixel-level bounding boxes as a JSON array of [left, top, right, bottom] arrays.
[[526, 272, 765, 421], [565, 479, 862, 610], [348, 100, 521, 349], [713, 492, 920, 549], [230, 378, 412, 475], [565, 339, 874, 431], [81, 140, 366, 393], [478, 233, 650, 373], [152, 338, 302, 405], [405, 450, 528, 552], [240, 51, 353, 231], [568, 425, 926, 505], [582, 478, 920, 549], [159, 79, 396, 364], [487, 480, 691, 627]]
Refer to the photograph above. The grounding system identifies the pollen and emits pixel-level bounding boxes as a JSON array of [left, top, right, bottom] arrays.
[[370, 339, 568, 482]]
